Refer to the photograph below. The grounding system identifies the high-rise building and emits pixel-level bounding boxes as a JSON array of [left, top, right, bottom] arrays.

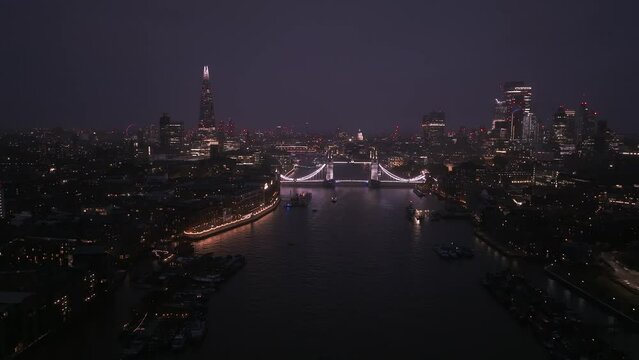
[[192, 66, 218, 157], [422, 111, 446, 147], [144, 124, 159, 145], [159, 113, 184, 155], [227, 118, 235, 137], [565, 108, 576, 142], [218, 118, 226, 135], [521, 112, 539, 144], [199, 66, 215, 130], [502, 81, 532, 140], [126, 128, 150, 160], [390, 124, 400, 141], [552, 106, 576, 156], [575, 101, 597, 144], [491, 99, 509, 139]]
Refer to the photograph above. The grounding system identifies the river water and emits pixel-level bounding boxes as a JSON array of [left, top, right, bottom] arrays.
[[187, 186, 546, 359]]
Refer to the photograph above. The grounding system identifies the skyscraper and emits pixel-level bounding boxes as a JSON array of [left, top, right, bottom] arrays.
[[422, 111, 446, 147], [502, 81, 532, 140], [199, 66, 215, 130], [390, 124, 400, 141], [491, 99, 509, 139], [192, 66, 219, 157], [159, 113, 184, 155], [553, 106, 576, 156], [575, 101, 597, 144], [227, 118, 235, 137], [565, 108, 577, 142], [521, 112, 539, 144]]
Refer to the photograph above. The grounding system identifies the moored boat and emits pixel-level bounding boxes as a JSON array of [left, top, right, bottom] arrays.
[[286, 192, 312, 207]]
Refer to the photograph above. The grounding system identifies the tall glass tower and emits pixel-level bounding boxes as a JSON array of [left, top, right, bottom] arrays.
[[192, 66, 218, 158], [503, 81, 532, 141], [198, 66, 215, 129]]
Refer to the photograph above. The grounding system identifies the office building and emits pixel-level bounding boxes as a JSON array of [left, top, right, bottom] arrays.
[[575, 101, 597, 144], [553, 106, 576, 156], [491, 99, 509, 139], [521, 112, 539, 144], [503, 81, 532, 140], [159, 113, 184, 155], [422, 111, 446, 147], [192, 66, 218, 157]]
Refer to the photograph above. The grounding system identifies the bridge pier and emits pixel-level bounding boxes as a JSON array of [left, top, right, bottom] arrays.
[[324, 150, 335, 187], [326, 161, 333, 182], [369, 148, 380, 188]]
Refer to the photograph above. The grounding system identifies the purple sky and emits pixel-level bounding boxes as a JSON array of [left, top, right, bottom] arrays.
[[2, 0, 638, 134]]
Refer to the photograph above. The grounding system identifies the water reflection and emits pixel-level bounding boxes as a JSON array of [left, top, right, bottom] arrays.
[[182, 187, 548, 359]]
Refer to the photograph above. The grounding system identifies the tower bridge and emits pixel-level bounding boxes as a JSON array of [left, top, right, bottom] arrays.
[[280, 149, 427, 186]]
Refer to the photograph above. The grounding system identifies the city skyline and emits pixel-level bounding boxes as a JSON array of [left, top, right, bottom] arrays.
[[2, 1, 639, 133], [0, 65, 624, 138], [3, 2, 639, 359]]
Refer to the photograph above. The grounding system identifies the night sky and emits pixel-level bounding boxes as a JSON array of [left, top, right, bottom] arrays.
[[2, 0, 638, 134]]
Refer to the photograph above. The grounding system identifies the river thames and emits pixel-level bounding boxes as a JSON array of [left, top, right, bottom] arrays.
[[187, 186, 546, 359], [21, 185, 638, 359]]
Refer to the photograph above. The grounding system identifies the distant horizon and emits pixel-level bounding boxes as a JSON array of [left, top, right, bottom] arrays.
[[1, 119, 639, 138]]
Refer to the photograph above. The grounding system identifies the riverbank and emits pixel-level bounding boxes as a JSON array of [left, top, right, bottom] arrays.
[[120, 254, 247, 357], [18, 273, 147, 360], [474, 229, 526, 257], [477, 230, 639, 326], [545, 264, 639, 326], [183, 196, 280, 240], [482, 270, 628, 358]]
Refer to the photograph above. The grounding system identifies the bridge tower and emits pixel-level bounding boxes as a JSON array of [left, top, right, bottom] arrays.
[[370, 148, 380, 186], [325, 150, 334, 181]]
